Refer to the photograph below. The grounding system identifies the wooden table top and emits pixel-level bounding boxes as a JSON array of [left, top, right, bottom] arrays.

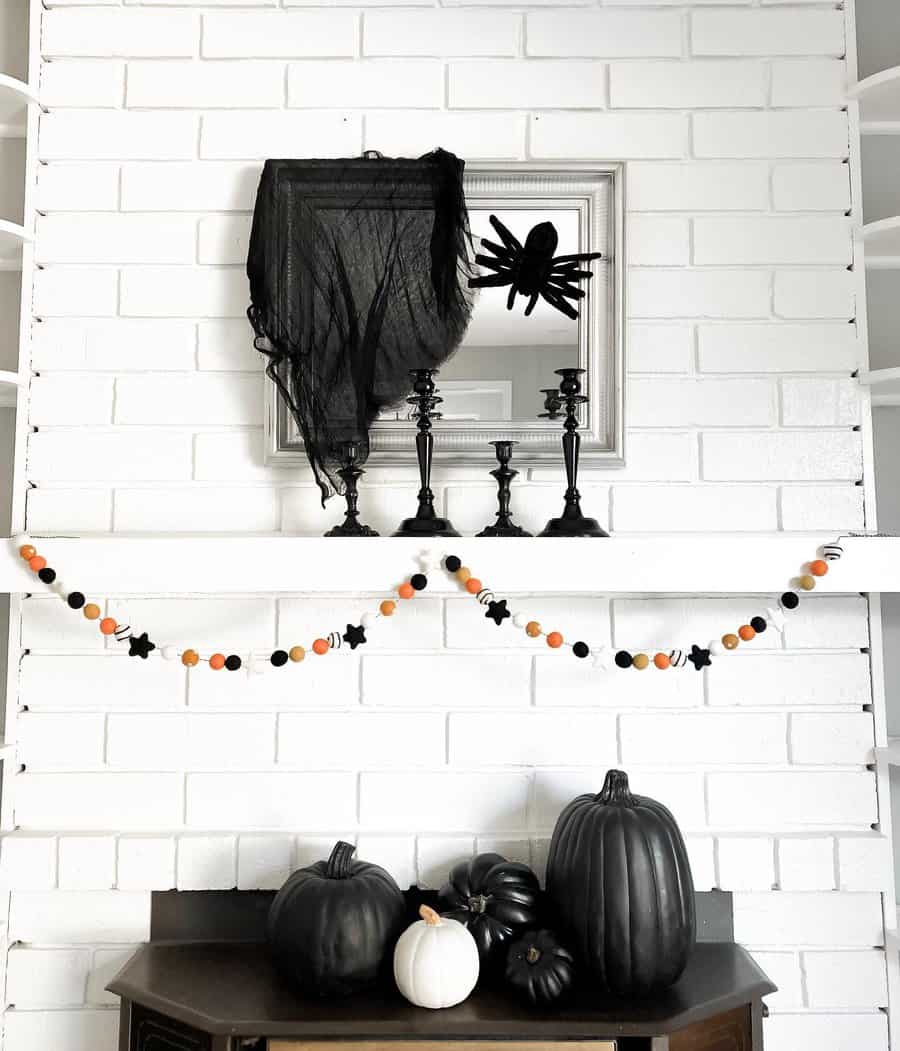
[[108, 941, 775, 1039]]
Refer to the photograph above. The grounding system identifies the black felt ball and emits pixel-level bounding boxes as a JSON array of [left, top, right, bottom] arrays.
[[225, 655, 242, 671], [271, 650, 288, 667], [781, 591, 800, 610], [410, 573, 427, 591], [38, 567, 56, 584], [67, 591, 85, 610], [444, 555, 461, 573], [750, 616, 767, 633], [615, 650, 633, 669], [573, 641, 589, 659]]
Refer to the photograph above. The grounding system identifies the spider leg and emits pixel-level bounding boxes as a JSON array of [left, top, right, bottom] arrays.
[[545, 279, 586, 299], [507, 285, 519, 311], [473, 255, 509, 273], [540, 288, 580, 320], [552, 251, 603, 265], [488, 214, 523, 253], [551, 266, 595, 280], [479, 238, 516, 262], [524, 291, 540, 316], [469, 273, 515, 289]]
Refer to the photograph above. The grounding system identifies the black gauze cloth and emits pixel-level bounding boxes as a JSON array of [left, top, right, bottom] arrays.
[[247, 149, 473, 502]]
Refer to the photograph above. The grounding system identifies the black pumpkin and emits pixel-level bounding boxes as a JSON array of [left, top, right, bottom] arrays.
[[267, 840, 406, 998], [545, 769, 695, 996], [437, 853, 540, 969], [505, 930, 575, 1008]]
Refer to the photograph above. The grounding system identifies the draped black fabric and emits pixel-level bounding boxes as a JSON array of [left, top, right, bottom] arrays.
[[246, 150, 473, 503]]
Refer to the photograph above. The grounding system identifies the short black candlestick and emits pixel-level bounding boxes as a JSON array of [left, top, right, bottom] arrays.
[[393, 369, 460, 538], [538, 367, 608, 538], [325, 441, 379, 537], [477, 440, 532, 537]]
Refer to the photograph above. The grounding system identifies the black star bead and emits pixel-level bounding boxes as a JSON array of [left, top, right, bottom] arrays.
[[225, 655, 242, 671], [485, 599, 511, 626], [343, 623, 367, 650], [38, 567, 56, 584], [128, 632, 156, 660], [750, 616, 767, 633], [271, 650, 288, 667], [573, 641, 589, 659], [615, 650, 633, 669], [67, 591, 85, 610], [444, 555, 461, 573], [410, 573, 428, 591], [688, 644, 712, 671], [781, 591, 800, 611]]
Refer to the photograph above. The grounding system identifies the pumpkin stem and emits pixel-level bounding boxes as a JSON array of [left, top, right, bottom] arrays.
[[597, 769, 634, 806], [468, 893, 491, 914], [326, 840, 356, 879], [526, 946, 542, 965], [419, 904, 442, 926]]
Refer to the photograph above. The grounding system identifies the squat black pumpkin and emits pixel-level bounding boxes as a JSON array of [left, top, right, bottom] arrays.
[[438, 852, 540, 970], [505, 929, 575, 1008], [267, 841, 406, 998], [545, 769, 696, 996]]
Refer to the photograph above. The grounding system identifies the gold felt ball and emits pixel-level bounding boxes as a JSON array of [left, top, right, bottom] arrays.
[[722, 633, 740, 650], [632, 653, 650, 670], [456, 567, 472, 584], [525, 621, 542, 638], [289, 646, 306, 663], [798, 574, 816, 591]]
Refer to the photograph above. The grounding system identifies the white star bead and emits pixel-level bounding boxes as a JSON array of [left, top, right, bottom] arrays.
[[765, 607, 786, 634], [161, 645, 179, 662], [709, 639, 726, 657], [592, 646, 613, 671], [361, 612, 376, 629], [512, 613, 529, 629]]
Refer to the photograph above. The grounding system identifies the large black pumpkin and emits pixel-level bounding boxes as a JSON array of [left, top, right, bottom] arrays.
[[438, 853, 540, 969], [505, 929, 575, 1008], [545, 770, 695, 996], [267, 840, 406, 998]]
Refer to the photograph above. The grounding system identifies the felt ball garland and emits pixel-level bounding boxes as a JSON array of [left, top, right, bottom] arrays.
[[11, 536, 844, 678]]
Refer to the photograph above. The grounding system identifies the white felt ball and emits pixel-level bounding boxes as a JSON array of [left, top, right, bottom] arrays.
[[512, 613, 528, 629], [709, 639, 726, 657], [11, 534, 28, 551], [394, 905, 479, 1009], [161, 646, 179, 662], [361, 612, 376, 628]]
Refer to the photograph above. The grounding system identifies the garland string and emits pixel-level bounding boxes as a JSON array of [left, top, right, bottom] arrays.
[[9, 536, 845, 676]]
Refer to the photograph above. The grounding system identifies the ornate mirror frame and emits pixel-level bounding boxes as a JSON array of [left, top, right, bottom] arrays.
[[264, 161, 626, 469]]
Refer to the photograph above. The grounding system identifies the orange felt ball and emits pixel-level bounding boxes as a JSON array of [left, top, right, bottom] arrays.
[[810, 559, 828, 577], [209, 653, 226, 670], [654, 652, 671, 670], [99, 617, 117, 636], [312, 638, 330, 655], [380, 600, 396, 617], [738, 624, 756, 642], [465, 578, 482, 595], [182, 649, 200, 668], [398, 582, 415, 600], [28, 555, 46, 572], [525, 621, 542, 638], [83, 603, 101, 621], [19, 544, 35, 561], [546, 631, 564, 649]]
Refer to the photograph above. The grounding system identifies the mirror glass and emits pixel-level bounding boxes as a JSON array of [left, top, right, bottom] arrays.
[[432, 207, 583, 423]]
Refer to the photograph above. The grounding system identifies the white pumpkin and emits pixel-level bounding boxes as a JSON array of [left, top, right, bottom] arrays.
[[393, 904, 480, 1009]]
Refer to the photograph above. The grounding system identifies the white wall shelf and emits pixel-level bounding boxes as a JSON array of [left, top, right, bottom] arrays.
[[863, 216, 900, 269], [853, 66, 900, 134], [0, 534, 889, 595]]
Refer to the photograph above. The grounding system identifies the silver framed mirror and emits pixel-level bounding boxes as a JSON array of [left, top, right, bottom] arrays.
[[265, 161, 625, 468]]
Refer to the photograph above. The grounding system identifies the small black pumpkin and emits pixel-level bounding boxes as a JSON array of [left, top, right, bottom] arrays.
[[268, 840, 406, 998], [505, 930, 575, 1008], [437, 852, 540, 969], [545, 769, 696, 996]]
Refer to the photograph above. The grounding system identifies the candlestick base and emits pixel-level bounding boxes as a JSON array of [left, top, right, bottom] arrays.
[[538, 505, 609, 538], [393, 512, 461, 538], [325, 520, 380, 537], [477, 521, 533, 538]]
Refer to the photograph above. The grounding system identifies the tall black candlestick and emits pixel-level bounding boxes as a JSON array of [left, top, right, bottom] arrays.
[[393, 369, 460, 538], [324, 441, 379, 537], [538, 367, 608, 538], [477, 440, 532, 537]]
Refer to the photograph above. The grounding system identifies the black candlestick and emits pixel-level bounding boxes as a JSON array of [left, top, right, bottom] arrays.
[[393, 369, 460, 538], [538, 367, 608, 538], [477, 441, 532, 537], [324, 441, 379, 537]]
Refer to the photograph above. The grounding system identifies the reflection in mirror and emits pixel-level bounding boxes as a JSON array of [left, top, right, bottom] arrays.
[[436, 207, 582, 423]]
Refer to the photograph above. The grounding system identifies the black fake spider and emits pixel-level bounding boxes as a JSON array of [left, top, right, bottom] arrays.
[[468, 215, 602, 320]]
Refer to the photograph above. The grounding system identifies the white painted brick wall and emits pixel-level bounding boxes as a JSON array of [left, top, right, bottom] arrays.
[[15, 3, 887, 1049]]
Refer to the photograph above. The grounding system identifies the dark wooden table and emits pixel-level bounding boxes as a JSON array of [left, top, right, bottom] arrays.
[[109, 941, 774, 1051]]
